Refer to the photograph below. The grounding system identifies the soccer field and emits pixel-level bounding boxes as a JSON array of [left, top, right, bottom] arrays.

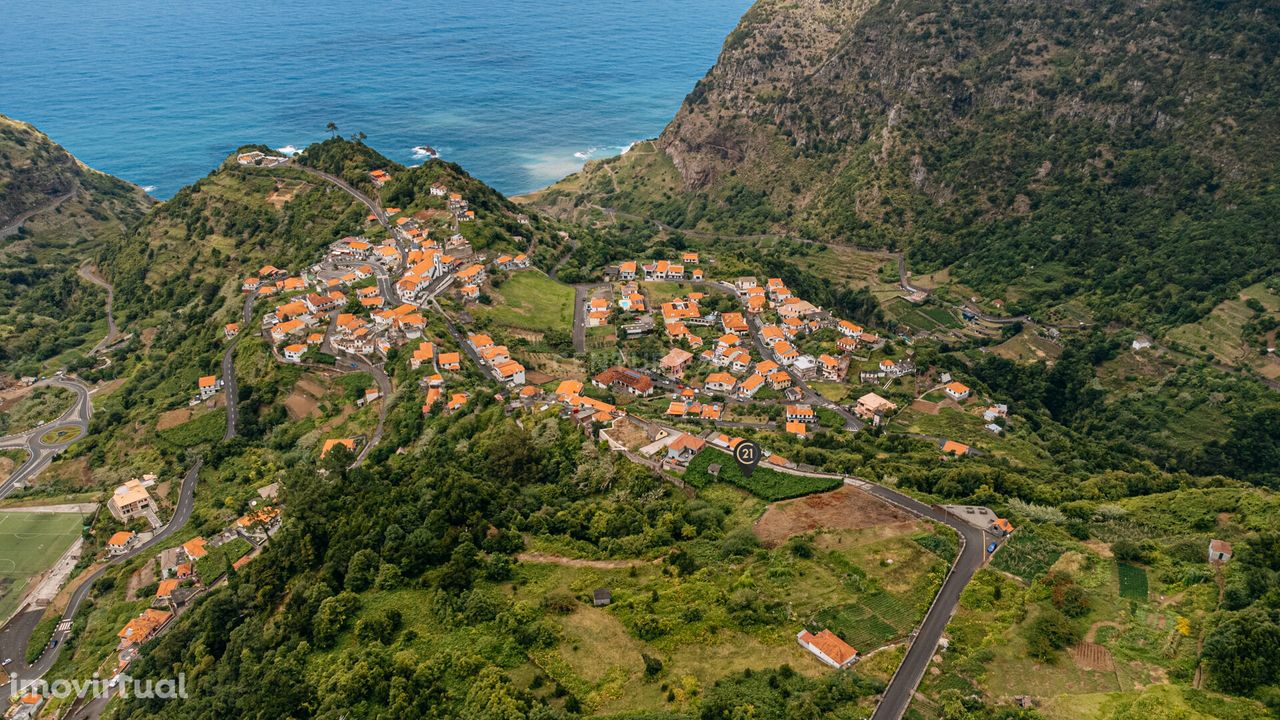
[[0, 511, 85, 620]]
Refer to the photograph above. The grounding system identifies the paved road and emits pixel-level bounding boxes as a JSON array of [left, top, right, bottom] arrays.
[[623, 419, 987, 720], [0, 378, 93, 498], [742, 460, 986, 720], [4, 459, 202, 694], [222, 292, 256, 440]]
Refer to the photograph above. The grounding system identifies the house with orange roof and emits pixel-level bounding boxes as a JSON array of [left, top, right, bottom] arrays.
[[259, 265, 286, 278], [438, 352, 462, 371], [818, 354, 847, 381], [107, 531, 136, 556], [446, 392, 469, 413], [320, 438, 357, 460], [495, 360, 526, 385], [773, 341, 800, 365], [721, 312, 748, 336], [665, 433, 706, 466], [456, 263, 486, 285], [704, 372, 737, 394], [990, 518, 1015, 537], [282, 344, 307, 363], [942, 440, 971, 457], [797, 629, 858, 669], [270, 318, 306, 342], [422, 387, 442, 414], [737, 373, 765, 399], [242, 277, 261, 292], [155, 578, 180, 602], [836, 336, 859, 354], [117, 608, 173, 649], [411, 342, 436, 370], [770, 370, 793, 390], [369, 169, 392, 187], [555, 379, 584, 400], [197, 374, 221, 400], [224, 322, 240, 339], [786, 404, 816, 424], [786, 421, 808, 438], [181, 537, 208, 561], [944, 381, 971, 401], [681, 251, 700, 265]]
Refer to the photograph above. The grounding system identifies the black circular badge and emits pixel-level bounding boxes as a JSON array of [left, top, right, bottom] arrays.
[[734, 440, 761, 475]]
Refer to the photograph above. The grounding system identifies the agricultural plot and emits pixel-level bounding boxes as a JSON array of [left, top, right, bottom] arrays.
[[811, 588, 929, 652], [991, 525, 1075, 582], [683, 449, 840, 501], [1167, 280, 1280, 366], [1117, 562, 1149, 601], [0, 511, 85, 620], [157, 408, 226, 448], [884, 297, 961, 332]]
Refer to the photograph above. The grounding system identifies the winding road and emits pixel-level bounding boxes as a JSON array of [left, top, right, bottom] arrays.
[[0, 377, 93, 498], [1, 460, 202, 693], [689, 438, 988, 720], [76, 266, 130, 355]]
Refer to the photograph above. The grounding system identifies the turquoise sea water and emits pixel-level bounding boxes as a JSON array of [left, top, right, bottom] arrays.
[[1, 0, 749, 198]]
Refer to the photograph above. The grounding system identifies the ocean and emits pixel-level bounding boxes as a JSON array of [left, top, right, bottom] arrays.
[[0, 0, 750, 199]]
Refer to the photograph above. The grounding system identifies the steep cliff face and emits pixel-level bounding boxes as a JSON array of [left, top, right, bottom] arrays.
[[538, 0, 1280, 326]]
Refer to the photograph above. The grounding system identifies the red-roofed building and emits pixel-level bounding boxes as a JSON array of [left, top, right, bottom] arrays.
[[797, 629, 858, 668]]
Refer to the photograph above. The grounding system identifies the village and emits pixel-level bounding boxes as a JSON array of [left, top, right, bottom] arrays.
[[174, 162, 1032, 680]]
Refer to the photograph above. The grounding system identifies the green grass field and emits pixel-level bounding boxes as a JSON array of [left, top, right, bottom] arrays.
[[479, 271, 574, 334], [0, 511, 84, 620], [1117, 562, 1149, 601]]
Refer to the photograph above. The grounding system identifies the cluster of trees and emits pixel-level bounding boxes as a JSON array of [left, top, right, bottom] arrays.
[[1203, 532, 1280, 695], [113, 406, 738, 718]]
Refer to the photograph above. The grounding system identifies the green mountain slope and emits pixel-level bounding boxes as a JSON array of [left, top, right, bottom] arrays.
[[531, 0, 1280, 329], [0, 115, 153, 373]]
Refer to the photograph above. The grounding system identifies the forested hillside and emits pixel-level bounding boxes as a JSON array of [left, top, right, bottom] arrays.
[[533, 0, 1280, 329], [0, 115, 152, 374]]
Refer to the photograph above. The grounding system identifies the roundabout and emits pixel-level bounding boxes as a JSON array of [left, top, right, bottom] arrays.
[[39, 425, 82, 446]]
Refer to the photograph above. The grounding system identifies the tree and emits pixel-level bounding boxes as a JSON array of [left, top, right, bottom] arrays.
[[345, 548, 380, 592], [1024, 607, 1081, 661], [1202, 606, 1280, 694], [326, 121, 338, 138]]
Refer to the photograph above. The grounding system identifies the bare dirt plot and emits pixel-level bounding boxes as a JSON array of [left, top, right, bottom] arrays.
[[753, 484, 918, 547], [911, 399, 941, 415], [524, 370, 554, 386], [155, 407, 192, 431], [1070, 642, 1116, 672], [602, 418, 653, 452], [125, 558, 156, 601], [285, 375, 329, 420], [265, 180, 308, 209]]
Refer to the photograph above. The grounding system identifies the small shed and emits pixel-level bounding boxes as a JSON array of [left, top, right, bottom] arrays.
[[592, 588, 612, 607], [1209, 539, 1233, 563]]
